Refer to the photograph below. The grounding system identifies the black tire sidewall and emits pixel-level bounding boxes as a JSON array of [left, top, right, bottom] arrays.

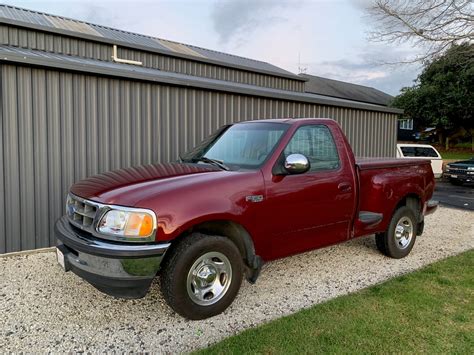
[[161, 234, 243, 320], [386, 206, 417, 258]]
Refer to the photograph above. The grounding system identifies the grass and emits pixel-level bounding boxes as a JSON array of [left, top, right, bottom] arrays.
[[197, 250, 474, 354], [439, 151, 474, 160], [453, 142, 474, 150]]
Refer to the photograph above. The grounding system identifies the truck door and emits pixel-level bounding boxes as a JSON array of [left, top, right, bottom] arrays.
[[262, 123, 356, 259]]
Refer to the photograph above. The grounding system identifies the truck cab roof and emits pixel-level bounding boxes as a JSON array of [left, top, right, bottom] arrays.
[[235, 118, 337, 125]]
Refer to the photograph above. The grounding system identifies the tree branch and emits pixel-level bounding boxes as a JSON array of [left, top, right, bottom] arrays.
[[367, 0, 474, 63]]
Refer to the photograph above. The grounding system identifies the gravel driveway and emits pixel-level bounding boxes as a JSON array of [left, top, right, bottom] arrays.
[[1, 206, 473, 353]]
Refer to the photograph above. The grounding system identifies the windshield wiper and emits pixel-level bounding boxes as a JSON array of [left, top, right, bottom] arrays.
[[194, 156, 230, 171]]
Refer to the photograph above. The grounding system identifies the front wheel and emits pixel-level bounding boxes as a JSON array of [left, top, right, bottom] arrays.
[[375, 206, 417, 259], [160, 233, 243, 320]]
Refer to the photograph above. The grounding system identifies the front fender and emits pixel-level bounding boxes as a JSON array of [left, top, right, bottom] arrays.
[[132, 171, 264, 243], [157, 209, 256, 242]]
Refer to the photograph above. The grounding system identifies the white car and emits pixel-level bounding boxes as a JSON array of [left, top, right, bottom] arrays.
[[396, 144, 443, 178]]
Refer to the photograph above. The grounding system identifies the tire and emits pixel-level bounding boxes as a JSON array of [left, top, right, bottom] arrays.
[[160, 233, 243, 320], [375, 206, 417, 259], [375, 233, 387, 255]]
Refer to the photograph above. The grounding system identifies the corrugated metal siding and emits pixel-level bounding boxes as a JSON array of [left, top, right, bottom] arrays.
[[0, 64, 396, 253], [0, 24, 304, 92], [0, 65, 4, 252]]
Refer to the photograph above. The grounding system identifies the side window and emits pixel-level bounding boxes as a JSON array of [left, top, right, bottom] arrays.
[[399, 119, 414, 130], [284, 125, 340, 171], [400, 146, 416, 157], [415, 147, 438, 158], [400, 146, 438, 158]]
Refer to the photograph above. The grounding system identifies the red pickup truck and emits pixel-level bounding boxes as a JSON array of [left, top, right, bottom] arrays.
[[55, 118, 438, 319]]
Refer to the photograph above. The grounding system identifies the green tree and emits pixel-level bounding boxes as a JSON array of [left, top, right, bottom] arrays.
[[392, 43, 474, 149]]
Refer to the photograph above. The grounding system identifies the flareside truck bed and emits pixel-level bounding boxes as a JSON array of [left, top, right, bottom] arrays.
[[354, 158, 435, 237]]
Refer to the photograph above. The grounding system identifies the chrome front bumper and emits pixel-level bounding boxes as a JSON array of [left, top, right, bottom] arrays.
[[444, 172, 473, 182], [55, 216, 170, 298]]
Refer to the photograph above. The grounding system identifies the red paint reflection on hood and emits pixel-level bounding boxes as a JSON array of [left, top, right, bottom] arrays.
[[70, 162, 219, 200]]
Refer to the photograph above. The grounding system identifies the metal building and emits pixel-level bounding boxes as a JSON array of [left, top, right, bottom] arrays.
[[0, 5, 402, 253]]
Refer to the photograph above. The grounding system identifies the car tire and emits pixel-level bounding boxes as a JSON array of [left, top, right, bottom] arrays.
[[160, 233, 243, 320], [375, 232, 387, 255], [375, 206, 417, 259]]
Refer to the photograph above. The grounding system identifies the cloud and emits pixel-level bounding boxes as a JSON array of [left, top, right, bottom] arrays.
[[61, 3, 111, 25], [360, 67, 420, 95], [6, 0, 421, 96], [307, 46, 422, 95], [211, 0, 292, 44], [349, 0, 374, 11]]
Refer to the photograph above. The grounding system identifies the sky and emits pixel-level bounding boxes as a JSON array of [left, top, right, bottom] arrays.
[[5, 0, 423, 96]]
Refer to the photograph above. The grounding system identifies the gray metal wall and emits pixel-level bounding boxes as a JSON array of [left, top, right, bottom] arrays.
[[0, 24, 305, 92], [0, 64, 397, 253]]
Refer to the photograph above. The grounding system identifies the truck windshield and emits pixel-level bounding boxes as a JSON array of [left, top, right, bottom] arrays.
[[181, 122, 288, 170]]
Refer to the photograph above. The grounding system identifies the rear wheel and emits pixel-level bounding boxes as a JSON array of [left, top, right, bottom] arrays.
[[375, 206, 417, 259], [160, 233, 243, 320]]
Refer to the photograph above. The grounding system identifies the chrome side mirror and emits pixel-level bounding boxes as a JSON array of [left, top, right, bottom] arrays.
[[284, 154, 310, 174]]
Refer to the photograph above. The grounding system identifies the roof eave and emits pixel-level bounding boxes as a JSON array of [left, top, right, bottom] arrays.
[[0, 48, 403, 114], [0, 17, 306, 82]]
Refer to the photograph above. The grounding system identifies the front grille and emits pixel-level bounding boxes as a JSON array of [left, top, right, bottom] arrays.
[[64, 193, 157, 243], [66, 194, 101, 233], [448, 168, 467, 174]]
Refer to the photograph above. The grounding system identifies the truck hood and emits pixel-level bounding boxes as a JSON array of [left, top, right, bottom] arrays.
[[70, 163, 220, 205], [449, 159, 474, 168]]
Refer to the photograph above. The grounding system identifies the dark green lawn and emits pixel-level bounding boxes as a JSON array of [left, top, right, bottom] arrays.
[[439, 150, 473, 160], [197, 250, 474, 354]]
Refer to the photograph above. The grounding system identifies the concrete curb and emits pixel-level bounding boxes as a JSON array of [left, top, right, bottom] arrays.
[[0, 247, 55, 258]]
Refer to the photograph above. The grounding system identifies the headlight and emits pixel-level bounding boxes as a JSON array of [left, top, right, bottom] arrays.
[[66, 194, 75, 216], [468, 167, 474, 170], [446, 165, 451, 169], [98, 209, 155, 238]]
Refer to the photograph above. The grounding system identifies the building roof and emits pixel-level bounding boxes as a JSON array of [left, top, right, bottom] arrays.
[[0, 45, 402, 114], [0, 4, 304, 81], [300, 74, 393, 106]]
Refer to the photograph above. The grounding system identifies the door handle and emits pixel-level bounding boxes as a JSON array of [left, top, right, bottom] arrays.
[[338, 182, 352, 192]]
